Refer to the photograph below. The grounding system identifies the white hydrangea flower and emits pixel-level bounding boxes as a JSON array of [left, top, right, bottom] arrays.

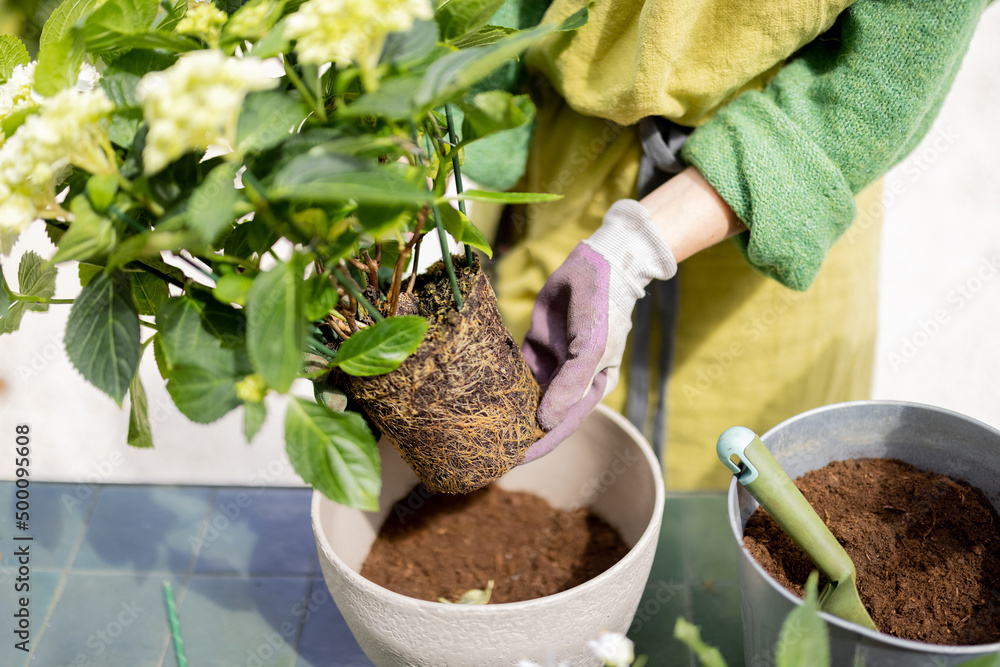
[[136, 50, 278, 175], [284, 0, 433, 68], [0, 87, 114, 254], [75, 62, 101, 92], [587, 632, 635, 667], [177, 0, 228, 48], [228, 1, 273, 40], [0, 63, 40, 146]]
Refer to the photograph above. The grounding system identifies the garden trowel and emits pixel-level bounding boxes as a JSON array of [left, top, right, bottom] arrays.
[[717, 426, 878, 631]]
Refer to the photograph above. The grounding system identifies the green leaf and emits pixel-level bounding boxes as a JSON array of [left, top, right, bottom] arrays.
[[151, 331, 171, 379], [17, 251, 58, 312], [107, 230, 207, 271], [1, 252, 59, 334], [167, 361, 243, 423], [338, 75, 424, 121], [0, 263, 10, 321], [213, 272, 254, 306], [415, 4, 588, 109], [35, 0, 103, 96], [113, 31, 201, 52], [225, 216, 279, 258], [436, 0, 505, 43], [354, 202, 417, 238], [674, 618, 728, 667], [52, 197, 119, 264], [64, 270, 141, 405], [444, 189, 562, 204], [244, 401, 267, 442], [127, 371, 154, 448], [381, 19, 438, 65], [303, 273, 338, 321], [101, 50, 177, 108], [776, 572, 830, 667], [237, 91, 309, 154], [79, 263, 103, 287], [270, 154, 432, 206], [439, 579, 494, 604], [82, 0, 159, 53], [284, 398, 380, 510], [156, 295, 250, 369], [457, 91, 532, 144], [248, 16, 289, 58], [332, 315, 427, 376], [452, 24, 516, 49], [1, 105, 36, 140], [154, 0, 187, 32], [0, 36, 30, 83], [86, 174, 120, 213], [181, 162, 242, 245], [436, 203, 491, 258], [246, 258, 306, 393], [130, 272, 168, 316]]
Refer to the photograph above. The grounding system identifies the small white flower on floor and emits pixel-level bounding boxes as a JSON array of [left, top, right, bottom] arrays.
[[587, 631, 636, 667]]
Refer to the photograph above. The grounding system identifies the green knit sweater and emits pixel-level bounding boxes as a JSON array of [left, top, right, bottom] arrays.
[[474, 0, 989, 290], [680, 0, 990, 290]]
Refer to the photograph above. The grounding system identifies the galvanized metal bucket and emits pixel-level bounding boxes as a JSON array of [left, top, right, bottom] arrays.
[[727, 400, 1000, 666]]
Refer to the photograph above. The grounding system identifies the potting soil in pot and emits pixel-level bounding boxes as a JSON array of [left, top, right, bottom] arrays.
[[743, 458, 1000, 645], [360, 484, 630, 603]]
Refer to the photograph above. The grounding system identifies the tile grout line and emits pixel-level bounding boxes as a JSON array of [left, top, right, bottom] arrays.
[[23, 485, 104, 667], [679, 499, 698, 667], [288, 577, 322, 667]]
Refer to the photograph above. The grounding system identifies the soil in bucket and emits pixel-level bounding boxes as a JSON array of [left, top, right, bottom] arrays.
[[340, 256, 544, 495], [360, 484, 631, 603], [743, 458, 1000, 645]]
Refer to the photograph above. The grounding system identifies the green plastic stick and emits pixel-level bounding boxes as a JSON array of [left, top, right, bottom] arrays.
[[163, 581, 188, 667]]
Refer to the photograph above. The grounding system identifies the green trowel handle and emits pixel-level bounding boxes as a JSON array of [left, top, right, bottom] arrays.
[[717, 426, 855, 586]]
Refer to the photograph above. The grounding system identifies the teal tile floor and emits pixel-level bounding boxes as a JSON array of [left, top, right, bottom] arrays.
[[0, 482, 742, 666]]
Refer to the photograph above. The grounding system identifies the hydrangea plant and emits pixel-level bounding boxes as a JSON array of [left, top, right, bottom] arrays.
[[0, 0, 586, 509]]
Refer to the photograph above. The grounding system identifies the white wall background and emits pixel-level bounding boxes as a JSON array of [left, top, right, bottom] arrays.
[[1, 5, 998, 486]]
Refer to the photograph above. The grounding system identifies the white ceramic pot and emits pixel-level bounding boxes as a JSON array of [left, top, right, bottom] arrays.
[[312, 404, 665, 667]]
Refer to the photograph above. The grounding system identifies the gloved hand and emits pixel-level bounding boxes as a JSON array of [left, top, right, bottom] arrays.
[[521, 199, 678, 463]]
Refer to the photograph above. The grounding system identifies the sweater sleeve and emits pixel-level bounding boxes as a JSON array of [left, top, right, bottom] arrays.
[[680, 0, 990, 291]]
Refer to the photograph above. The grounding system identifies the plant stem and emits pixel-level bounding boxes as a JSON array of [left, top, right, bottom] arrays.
[[284, 59, 326, 121], [139, 318, 159, 330], [307, 338, 336, 359], [332, 267, 384, 322], [10, 294, 74, 305], [445, 104, 474, 267], [423, 127, 463, 311], [108, 204, 147, 234], [429, 200, 463, 311], [116, 175, 165, 217]]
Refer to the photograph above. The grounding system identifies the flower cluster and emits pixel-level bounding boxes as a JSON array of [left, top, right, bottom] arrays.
[[283, 0, 433, 69], [227, 1, 273, 40], [0, 63, 39, 146], [176, 0, 228, 48], [0, 86, 114, 253], [136, 50, 278, 174]]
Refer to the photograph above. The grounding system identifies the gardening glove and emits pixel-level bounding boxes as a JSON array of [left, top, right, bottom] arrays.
[[521, 199, 677, 463]]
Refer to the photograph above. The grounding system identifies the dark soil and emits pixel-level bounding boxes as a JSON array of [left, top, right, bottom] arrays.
[[744, 458, 1000, 645], [341, 257, 544, 494], [360, 484, 630, 604]]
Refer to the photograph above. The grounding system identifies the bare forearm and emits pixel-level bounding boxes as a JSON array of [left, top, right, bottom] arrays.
[[639, 166, 745, 263]]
